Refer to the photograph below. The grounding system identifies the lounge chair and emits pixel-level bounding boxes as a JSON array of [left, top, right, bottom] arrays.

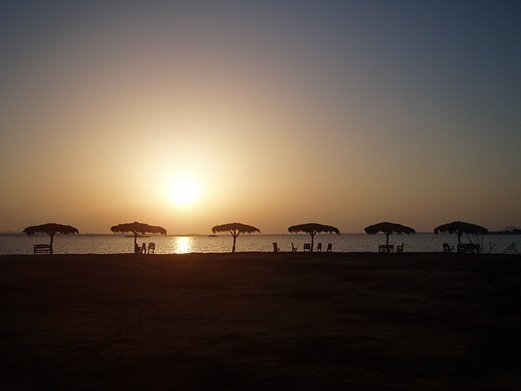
[[148, 242, 155, 254], [326, 243, 332, 252], [291, 242, 298, 252], [396, 243, 404, 253], [272, 242, 280, 253], [317, 243, 322, 252], [443, 243, 454, 253], [303, 243, 311, 252]]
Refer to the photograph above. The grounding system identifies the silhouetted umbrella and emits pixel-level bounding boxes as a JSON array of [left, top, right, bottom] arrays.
[[23, 223, 79, 255], [111, 222, 167, 253], [364, 222, 415, 251], [434, 221, 488, 246], [211, 223, 260, 253], [288, 223, 340, 252]]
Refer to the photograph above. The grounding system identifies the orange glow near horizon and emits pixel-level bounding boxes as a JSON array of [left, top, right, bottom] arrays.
[[0, 3, 520, 234]]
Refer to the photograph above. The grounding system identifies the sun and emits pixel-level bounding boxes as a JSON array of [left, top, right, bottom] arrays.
[[169, 178, 199, 206]]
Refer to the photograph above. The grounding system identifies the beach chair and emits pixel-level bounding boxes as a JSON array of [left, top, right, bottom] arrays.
[[443, 243, 454, 253], [396, 243, 404, 253], [326, 243, 332, 252], [303, 243, 311, 252], [473, 244, 481, 254], [148, 242, 155, 254], [317, 243, 322, 252], [272, 242, 280, 253], [291, 242, 298, 252]]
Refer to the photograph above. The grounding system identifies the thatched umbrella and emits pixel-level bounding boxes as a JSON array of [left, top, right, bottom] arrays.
[[364, 222, 415, 252], [23, 223, 79, 255], [211, 223, 260, 253], [111, 221, 167, 254], [434, 221, 488, 246], [288, 223, 340, 252]]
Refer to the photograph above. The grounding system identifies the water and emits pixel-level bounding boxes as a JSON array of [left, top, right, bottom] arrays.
[[1, 233, 520, 255]]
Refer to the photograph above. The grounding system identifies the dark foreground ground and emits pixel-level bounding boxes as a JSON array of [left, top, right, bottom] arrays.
[[1, 253, 521, 390]]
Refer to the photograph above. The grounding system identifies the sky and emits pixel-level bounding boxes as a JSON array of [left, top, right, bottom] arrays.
[[1, 1, 520, 234]]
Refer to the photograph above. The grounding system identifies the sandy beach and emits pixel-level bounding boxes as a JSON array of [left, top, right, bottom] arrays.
[[1, 252, 520, 390]]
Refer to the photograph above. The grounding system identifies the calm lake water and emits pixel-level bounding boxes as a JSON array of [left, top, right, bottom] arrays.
[[1, 233, 520, 255]]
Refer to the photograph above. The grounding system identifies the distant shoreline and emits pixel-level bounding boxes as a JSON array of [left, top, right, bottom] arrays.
[[2, 231, 520, 236]]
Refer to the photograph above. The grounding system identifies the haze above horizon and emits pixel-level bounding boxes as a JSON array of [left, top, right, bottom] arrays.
[[1, 1, 520, 234]]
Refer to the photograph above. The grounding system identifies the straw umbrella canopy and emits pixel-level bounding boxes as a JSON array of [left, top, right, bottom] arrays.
[[211, 223, 260, 253], [111, 222, 167, 253], [23, 223, 79, 255], [364, 222, 415, 251], [288, 223, 340, 252], [434, 221, 488, 246]]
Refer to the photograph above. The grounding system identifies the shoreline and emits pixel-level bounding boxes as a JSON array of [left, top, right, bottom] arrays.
[[2, 232, 520, 236], [1, 252, 520, 260]]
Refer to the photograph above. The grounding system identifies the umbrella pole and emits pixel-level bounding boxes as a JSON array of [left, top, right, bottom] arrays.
[[49, 233, 54, 255], [134, 233, 138, 254], [232, 230, 238, 253], [386, 232, 390, 254], [456, 231, 462, 253]]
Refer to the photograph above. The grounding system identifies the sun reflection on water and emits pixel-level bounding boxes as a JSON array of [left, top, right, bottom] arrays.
[[175, 236, 192, 254]]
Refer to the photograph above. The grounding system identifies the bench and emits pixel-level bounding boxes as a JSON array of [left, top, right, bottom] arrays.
[[457, 243, 480, 254], [303, 243, 311, 252], [33, 244, 51, 255], [378, 244, 394, 253]]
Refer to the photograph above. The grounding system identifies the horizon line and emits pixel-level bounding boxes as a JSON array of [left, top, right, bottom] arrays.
[[1, 231, 516, 237]]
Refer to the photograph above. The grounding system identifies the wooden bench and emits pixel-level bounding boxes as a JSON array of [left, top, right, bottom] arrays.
[[457, 243, 480, 254], [33, 244, 51, 255], [379, 244, 394, 253]]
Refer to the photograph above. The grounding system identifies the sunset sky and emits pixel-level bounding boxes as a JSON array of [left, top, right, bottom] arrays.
[[1, 1, 520, 234]]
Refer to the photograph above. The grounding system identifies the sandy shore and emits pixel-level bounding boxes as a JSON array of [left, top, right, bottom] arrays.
[[1, 252, 520, 390]]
